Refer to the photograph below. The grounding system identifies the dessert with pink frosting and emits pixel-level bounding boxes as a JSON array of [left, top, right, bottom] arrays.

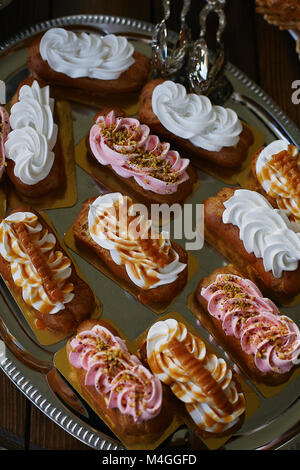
[[67, 319, 171, 442], [0, 106, 10, 180], [88, 109, 197, 205], [195, 267, 300, 385]]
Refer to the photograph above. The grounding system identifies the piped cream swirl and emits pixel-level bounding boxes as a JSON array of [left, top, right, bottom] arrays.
[[255, 140, 300, 226], [69, 323, 162, 423], [88, 193, 186, 289], [0, 211, 74, 314], [152, 81, 242, 152], [201, 274, 300, 375], [40, 28, 135, 80], [222, 189, 300, 278], [146, 318, 245, 434], [5, 80, 57, 185]]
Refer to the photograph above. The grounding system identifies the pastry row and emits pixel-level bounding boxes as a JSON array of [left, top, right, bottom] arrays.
[[1, 193, 299, 381], [0, 27, 257, 203]]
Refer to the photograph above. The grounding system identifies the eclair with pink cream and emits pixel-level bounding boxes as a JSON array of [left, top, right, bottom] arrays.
[[66, 319, 173, 440], [194, 267, 300, 386], [87, 109, 197, 206]]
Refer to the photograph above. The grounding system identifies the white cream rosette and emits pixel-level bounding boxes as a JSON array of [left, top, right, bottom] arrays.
[[40, 28, 135, 80], [152, 81, 242, 152], [222, 189, 300, 278]]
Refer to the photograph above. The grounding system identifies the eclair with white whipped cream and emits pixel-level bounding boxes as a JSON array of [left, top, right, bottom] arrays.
[[72, 192, 188, 305], [0, 207, 95, 334], [27, 28, 151, 104], [251, 140, 300, 230], [5, 77, 64, 198], [138, 318, 246, 437], [203, 187, 300, 302], [195, 266, 300, 385], [139, 79, 254, 169], [67, 319, 172, 441], [88, 108, 198, 206]]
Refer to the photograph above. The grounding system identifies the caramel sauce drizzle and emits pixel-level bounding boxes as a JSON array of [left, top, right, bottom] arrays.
[[167, 337, 234, 415], [258, 145, 300, 220], [91, 197, 175, 289], [13, 222, 64, 304]]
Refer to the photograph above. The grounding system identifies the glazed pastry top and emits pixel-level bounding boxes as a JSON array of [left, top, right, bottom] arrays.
[[88, 193, 187, 289], [255, 140, 300, 226], [0, 211, 74, 314], [5, 80, 57, 185], [40, 28, 135, 80], [89, 110, 190, 195], [69, 323, 162, 422], [146, 318, 246, 434], [201, 274, 300, 375], [151, 81, 242, 152], [222, 189, 300, 278]]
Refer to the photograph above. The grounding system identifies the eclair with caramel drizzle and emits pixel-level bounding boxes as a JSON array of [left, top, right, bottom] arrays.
[[251, 140, 300, 228], [194, 266, 300, 386], [0, 207, 95, 334], [138, 318, 246, 437], [72, 192, 188, 306], [66, 319, 173, 442]]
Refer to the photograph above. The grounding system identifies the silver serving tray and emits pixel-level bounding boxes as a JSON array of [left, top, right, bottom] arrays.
[[0, 14, 299, 451]]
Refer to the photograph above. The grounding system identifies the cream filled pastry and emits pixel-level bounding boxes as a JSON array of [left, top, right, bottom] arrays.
[[68, 322, 162, 423], [39, 28, 135, 81], [254, 140, 300, 226], [87, 193, 187, 290], [89, 110, 190, 195], [146, 318, 246, 435], [151, 81, 242, 152], [222, 189, 300, 278], [201, 274, 300, 375], [0, 106, 10, 179], [0, 211, 74, 315], [5, 80, 57, 185]]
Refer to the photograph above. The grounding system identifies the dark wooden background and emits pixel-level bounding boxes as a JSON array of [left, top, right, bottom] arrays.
[[0, 0, 299, 450]]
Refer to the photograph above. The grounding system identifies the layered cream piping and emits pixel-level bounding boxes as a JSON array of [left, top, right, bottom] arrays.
[[5, 80, 57, 185], [69, 323, 162, 423], [222, 189, 300, 278], [146, 318, 246, 434], [201, 274, 300, 375], [88, 193, 186, 289], [0, 211, 74, 314], [152, 81, 242, 152], [40, 28, 135, 80], [255, 140, 300, 226]]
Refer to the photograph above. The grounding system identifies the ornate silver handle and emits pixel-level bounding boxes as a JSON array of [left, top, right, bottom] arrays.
[[188, 0, 226, 95], [152, 0, 191, 78]]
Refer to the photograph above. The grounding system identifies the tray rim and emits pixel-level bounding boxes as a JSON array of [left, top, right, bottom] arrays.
[[0, 13, 299, 451]]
